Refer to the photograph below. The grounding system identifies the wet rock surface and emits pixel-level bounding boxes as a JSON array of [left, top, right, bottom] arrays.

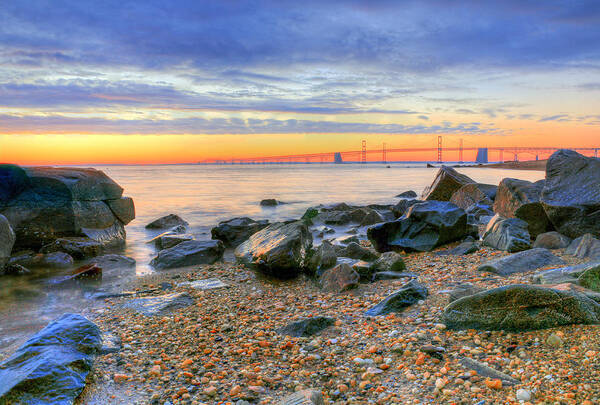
[[145, 214, 188, 230], [478, 248, 565, 276], [151, 240, 225, 270], [482, 214, 531, 252], [450, 183, 497, 210], [421, 166, 475, 201], [211, 217, 269, 247], [122, 292, 194, 316]]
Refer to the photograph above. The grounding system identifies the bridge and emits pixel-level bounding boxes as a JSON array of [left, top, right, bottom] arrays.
[[199, 137, 600, 164]]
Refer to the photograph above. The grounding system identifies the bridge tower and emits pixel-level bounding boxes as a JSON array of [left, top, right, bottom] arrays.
[[437, 136, 442, 163], [361, 140, 367, 164], [382, 142, 387, 164]]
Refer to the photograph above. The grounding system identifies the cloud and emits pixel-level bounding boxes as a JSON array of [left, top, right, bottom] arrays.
[[538, 114, 570, 122]]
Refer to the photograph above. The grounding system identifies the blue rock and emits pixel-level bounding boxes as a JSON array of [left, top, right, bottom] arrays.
[[365, 280, 428, 316]]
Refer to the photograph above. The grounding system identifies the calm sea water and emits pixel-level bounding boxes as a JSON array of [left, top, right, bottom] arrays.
[[0, 163, 544, 356]]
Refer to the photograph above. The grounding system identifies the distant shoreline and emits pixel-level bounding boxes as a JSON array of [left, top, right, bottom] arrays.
[[453, 159, 547, 171]]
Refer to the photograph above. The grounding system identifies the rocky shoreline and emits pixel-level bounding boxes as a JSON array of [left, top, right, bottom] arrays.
[[1, 149, 600, 404]]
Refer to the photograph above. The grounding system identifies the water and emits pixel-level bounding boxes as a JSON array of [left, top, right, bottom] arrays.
[[0, 163, 544, 357]]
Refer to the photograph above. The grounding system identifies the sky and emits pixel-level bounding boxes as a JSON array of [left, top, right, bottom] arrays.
[[1, 0, 600, 164]]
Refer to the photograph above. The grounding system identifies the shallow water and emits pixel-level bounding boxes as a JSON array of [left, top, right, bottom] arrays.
[[0, 163, 544, 357]]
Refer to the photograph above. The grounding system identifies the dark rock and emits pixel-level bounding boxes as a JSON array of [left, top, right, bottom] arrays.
[[482, 214, 531, 252], [235, 221, 312, 278], [478, 248, 564, 276], [319, 263, 359, 293], [572, 233, 600, 260], [370, 251, 406, 272], [391, 198, 421, 218], [307, 241, 337, 275], [277, 317, 335, 337], [450, 183, 497, 210], [337, 235, 359, 245], [123, 292, 194, 316], [71, 263, 102, 280], [336, 242, 378, 261], [320, 202, 353, 212], [365, 280, 428, 316], [145, 214, 188, 230], [447, 283, 484, 302], [90, 254, 135, 270], [40, 237, 103, 259], [533, 231, 571, 250], [422, 166, 475, 201], [368, 201, 469, 252], [10, 251, 74, 269], [151, 240, 224, 270], [459, 358, 519, 386], [465, 203, 494, 223], [372, 271, 417, 281], [396, 190, 417, 198], [349, 208, 384, 226], [541, 149, 600, 238], [566, 235, 584, 255], [0, 214, 15, 270], [0, 313, 102, 404], [301, 207, 319, 221], [493, 178, 552, 238], [106, 196, 135, 224], [442, 284, 600, 330], [349, 260, 373, 281], [316, 210, 351, 225], [260, 198, 279, 206], [211, 217, 270, 247], [151, 233, 194, 250], [533, 262, 600, 291], [436, 241, 479, 256], [0, 164, 30, 204], [1, 263, 30, 276]]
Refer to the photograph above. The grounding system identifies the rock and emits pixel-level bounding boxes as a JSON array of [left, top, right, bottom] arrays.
[[435, 241, 479, 256], [459, 357, 519, 386], [40, 237, 103, 259], [349, 207, 383, 226], [145, 214, 188, 230], [307, 241, 337, 275], [91, 254, 135, 270], [316, 210, 351, 225], [447, 283, 484, 302], [396, 190, 417, 198], [123, 292, 194, 316], [533, 262, 600, 292], [279, 389, 324, 405], [442, 284, 600, 331], [422, 166, 475, 201], [302, 207, 319, 221], [320, 202, 353, 212], [516, 389, 532, 402], [546, 333, 563, 347], [370, 251, 406, 272], [235, 221, 312, 278], [151, 233, 194, 250], [365, 280, 428, 316], [0, 214, 15, 269], [336, 235, 359, 245], [368, 201, 469, 252], [349, 260, 373, 281], [277, 317, 335, 337], [105, 196, 135, 224], [336, 242, 378, 261], [450, 183, 497, 210], [0, 313, 102, 404], [391, 198, 420, 218], [260, 198, 279, 206], [151, 240, 224, 270], [211, 217, 270, 247], [482, 214, 531, 252], [493, 178, 552, 238], [533, 231, 571, 249], [179, 278, 228, 290], [10, 251, 74, 269], [372, 271, 417, 281], [2, 263, 30, 276], [465, 203, 494, 223], [572, 233, 600, 260], [540, 149, 600, 238], [71, 263, 102, 280], [478, 248, 564, 276], [319, 263, 359, 293]]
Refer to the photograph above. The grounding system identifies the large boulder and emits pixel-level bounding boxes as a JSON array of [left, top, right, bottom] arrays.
[[493, 178, 553, 238], [540, 149, 600, 238], [482, 214, 531, 252], [349, 207, 384, 226], [234, 221, 312, 278], [10, 251, 74, 269], [533, 262, 600, 291], [150, 240, 224, 270], [336, 242, 378, 261], [211, 217, 269, 247], [369, 251, 406, 273], [145, 214, 188, 230], [422, 166, 475, 201], [0, 214, 15, 269], [571, 233, 600, 260], [316, 210, 351, 225], [0, 313, 102, 404], [368, 201, 469, 252], [307, 241, 337, 275], [0, 165, 134, 249], [391, 198, 421, 218], [450, 183, 497, 210], [533, 231, 571, 250], [365, 280, 428, 316], [319, 263, 359, 293], [442, 284, 600, 331], [40, 237, 103, 259], [477, 248, 564, 276]]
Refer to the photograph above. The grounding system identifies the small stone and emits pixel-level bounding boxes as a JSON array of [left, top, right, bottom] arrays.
[[516, 388, 532, 401], [204, 386, 217, 396], [546, 333, 563, 347]]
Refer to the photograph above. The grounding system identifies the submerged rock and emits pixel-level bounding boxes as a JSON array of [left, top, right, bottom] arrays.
[[0, 313, 102, 404], [145, 214, 188, 230], [365, 280, 428, 316], [368, 201, 469, 252], [91, 254, 135, 270], [396, 190, 417, 198], [123, 292, 194, 316], [533, 231, 571, 250], [260, 198, 279, 206], [235, 221, 312, 278], [541, 149, 600, 238], [151, 240, 224, 270], [319, 263, 359, 293], [40, 237, 103, 259], [277, 317, 335, 337], [211, 217, 269, 247], [10, 251, 74, 269], [422, 166, 475, 201], [482, 214, 531, 252], [478, 248, 564, 276], [442, 284, 600, 331]]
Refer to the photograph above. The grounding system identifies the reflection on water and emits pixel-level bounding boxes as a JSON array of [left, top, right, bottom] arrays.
[[0, 163, 544, 357]]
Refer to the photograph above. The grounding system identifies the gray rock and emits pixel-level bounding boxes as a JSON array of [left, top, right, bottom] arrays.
[[319, 263, 359, 293], [368, 201, 469, 252], [435, 241, 479, 256], [391, 198, 421, 218], [279, 389, 324, 405], [566, 235, 584, 255], [277, 317, 335, 337], [477, 248, 564, 276], [450, 183, 497, 209], [541, 149, 600, 238], [151, 233, 194, 250], [260, 198, 279, 206], [482, 214, 531, 252], [10, 251, 74, 269], [336, 242, 378, 261], [447, 283, 484, 302], [372, 271, 417, 281], [211, 217, 270, 247], [370, 251, 406, 272], [533, 262, 600, 291], [316, 210, 351, 225], [145, 214, 188, 229], [179, 278, 228, 290], [349, 207, 384, 226], [235, 221, 312, 278], [0, 313, 102, 404], [320, 202, 353, 212], [90, 254, 136, 270], [422, 166, 475, 201], [459, 357, 519, 386], [396, 190, 417, 198], [307, 241, 337, 275], [465, 203, 494, 223], [151, 240, 224, 270], [442, 284, 600, 331], [533, 231, 571, 250], [0, 214, 15, 270], [40, 237, 103, 259], [494, 178, 552, 238], [572, 233, 600, 260], [123, 292, 194, 316], [337, 235, 359, 245], [365, 280, 428, 316], [105, 196, 135, 224]]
